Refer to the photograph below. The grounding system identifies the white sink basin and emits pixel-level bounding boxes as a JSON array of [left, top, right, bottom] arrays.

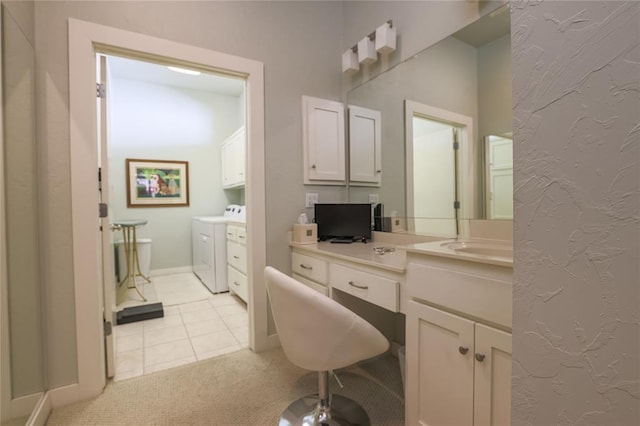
[[442, 241, 513, 259]]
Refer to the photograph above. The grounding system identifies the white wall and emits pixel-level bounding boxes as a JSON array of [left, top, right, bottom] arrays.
[[512, 1, 639, 424], [108, 76, 241, 271]]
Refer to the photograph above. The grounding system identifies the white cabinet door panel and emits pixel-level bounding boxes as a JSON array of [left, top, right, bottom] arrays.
[[406, 301, 475, 426], [473, 323, 512, 426], [303, 96, 345, 184], [349, 105, 381, 185]]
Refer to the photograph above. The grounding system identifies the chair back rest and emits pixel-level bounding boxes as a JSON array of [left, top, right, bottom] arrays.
[[264, 266, 388, 371]]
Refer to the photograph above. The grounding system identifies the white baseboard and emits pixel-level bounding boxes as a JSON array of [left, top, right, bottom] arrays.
[[47, 383, 81, 408], [267, 333, 281, 350], [8, 392, 43, 420], [149, 266, 193, 277], [26, 392, 51, 426]]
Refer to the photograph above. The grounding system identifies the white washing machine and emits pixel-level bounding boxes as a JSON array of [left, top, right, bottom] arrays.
[[192, 205, 245, 294]]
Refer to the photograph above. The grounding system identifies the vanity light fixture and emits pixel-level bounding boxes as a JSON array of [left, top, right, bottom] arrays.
[[343, 20, 395, 74], [167, 66, 201, 76], [357, 36, 377, 65], [342, 48, 359, 74], [375, 21, 396, 54]]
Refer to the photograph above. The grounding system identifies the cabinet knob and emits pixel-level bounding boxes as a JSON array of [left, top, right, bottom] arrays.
[[376, 169, 382, 173], [458, 346, 469, 355], [311, 164, 317, 169], [475, 353, 486, 362]]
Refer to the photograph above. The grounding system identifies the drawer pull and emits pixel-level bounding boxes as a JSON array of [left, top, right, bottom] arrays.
[[475, 353, 486, 362], [300, 264, 313, 270], [234, 281, 240, 286], [238, 235, 245, 239], [458, 346, 469, 355], [233, 255, 240, 259], [348, 281, 368, 290]]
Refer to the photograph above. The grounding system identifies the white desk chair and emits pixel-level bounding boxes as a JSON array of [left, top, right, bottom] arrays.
[[265, 266, 389, 425]]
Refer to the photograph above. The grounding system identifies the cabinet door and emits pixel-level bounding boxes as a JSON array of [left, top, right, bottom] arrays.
[[233, 128, 246, 185], [302, 96, 345, 184], [349, 105, 381, 185], [221, 127, 245, 188], [406, 301, 475, 426], [473, 324, 512, 426]]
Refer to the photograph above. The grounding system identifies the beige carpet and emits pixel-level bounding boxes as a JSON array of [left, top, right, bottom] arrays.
[[46, 348, 404, 425]]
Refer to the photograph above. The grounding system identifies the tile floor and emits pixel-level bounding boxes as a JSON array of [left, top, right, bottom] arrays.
[[113, 286, 248, 381]]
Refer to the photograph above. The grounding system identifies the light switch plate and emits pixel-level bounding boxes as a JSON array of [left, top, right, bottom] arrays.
[[305, 193, 319, 208]]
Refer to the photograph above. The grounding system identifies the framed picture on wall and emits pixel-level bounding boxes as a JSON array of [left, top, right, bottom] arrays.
[[126, 159, 189, 207]]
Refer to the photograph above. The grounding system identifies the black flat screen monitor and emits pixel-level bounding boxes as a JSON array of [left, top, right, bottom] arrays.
[[314, 203, 372, 242]]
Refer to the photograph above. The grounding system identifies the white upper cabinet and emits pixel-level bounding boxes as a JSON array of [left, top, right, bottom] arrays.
[[348, 105, 382, 186], [302, 96, 346, 185], [221, 126, 246, 189]]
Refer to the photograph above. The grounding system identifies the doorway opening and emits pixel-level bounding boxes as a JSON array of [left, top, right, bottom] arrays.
[[98, 53, 251, 380], [69, 19, 266, 400]]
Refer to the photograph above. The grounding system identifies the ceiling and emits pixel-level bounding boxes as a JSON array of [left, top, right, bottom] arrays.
[[107, 55, 245, 96], [452, 4, 510, 48]]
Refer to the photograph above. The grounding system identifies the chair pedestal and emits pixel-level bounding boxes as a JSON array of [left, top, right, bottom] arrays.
[[279, 371, 370, 426]]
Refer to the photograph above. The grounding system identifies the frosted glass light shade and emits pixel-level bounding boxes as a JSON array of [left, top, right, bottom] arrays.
[[357, 37, 377, 65], [342, 49, 359, 74], [375, 22, 396, 54]]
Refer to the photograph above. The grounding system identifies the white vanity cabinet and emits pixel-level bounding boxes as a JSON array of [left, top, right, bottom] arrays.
[[405, 252, 512, 426], [302, 96, 346, 185], [290, 244, 404, 312], [221, 126, 245, 189], [226, 223, 247, 302]]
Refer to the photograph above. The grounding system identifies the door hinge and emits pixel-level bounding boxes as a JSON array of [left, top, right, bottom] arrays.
[[454, 200, 460, 209], [99, 203, 108, 218], [103, 320, 112, 337], [96, 83, 106, 98], [98, 167, 102, 191], [453, 128, 460, 150]]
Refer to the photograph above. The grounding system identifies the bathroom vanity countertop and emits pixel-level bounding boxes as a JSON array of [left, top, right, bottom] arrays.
[[290, 241, 407, 274], [405, 239, 513, 268]]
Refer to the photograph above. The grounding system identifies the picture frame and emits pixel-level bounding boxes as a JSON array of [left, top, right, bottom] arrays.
[[126, 159, 189, 207]]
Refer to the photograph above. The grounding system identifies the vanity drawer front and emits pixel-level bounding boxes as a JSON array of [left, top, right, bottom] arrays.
[[227, 241, 247, 274], [292, 252, 328, 284], [293, 273, 329, 297], [408, 263, 512, 329], [228, 265, 247, 302], [226, 225, 238, 241], [236, 226, 247, 245], [330, 263, 399, 312]]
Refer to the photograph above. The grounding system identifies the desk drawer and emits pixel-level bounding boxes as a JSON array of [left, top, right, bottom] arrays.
[[292, 252, 328, 284], [293, 273, 329, 296], [227, 241, 247, 274], [331, 263, 399, 312], [236, 226, 247, 245], [228, 265, 247, 302]]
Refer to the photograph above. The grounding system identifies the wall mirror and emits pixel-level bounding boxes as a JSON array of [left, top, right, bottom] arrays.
[[347, 4, 512, 235]]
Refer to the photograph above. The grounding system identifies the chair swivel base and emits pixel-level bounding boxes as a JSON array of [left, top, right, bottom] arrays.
[[279, 394, 370, 426]]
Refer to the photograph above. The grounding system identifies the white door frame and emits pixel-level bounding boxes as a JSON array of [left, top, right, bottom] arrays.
[[405, 100, 474, 237], [68, 19, 266, 402]]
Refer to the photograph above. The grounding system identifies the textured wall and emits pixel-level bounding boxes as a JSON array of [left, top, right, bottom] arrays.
[[512, 1, 639, 424]]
